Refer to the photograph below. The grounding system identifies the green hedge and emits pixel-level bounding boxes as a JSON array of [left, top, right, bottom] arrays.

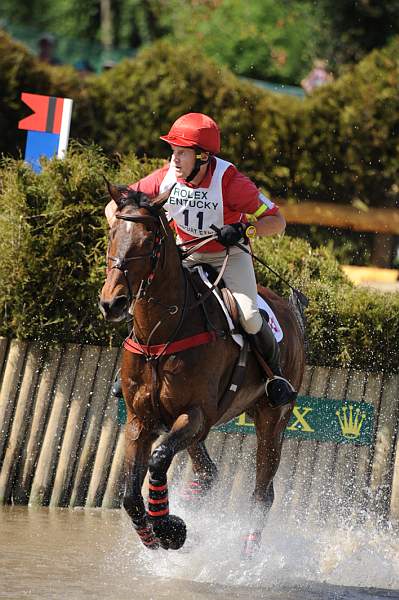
[[2, 29, 398, 210], [0, 146, 398, 372]]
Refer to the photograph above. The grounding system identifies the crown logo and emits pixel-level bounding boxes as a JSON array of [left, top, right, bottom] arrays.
[[336, 404, 366, 439]]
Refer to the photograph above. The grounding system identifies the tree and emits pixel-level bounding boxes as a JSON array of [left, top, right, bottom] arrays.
[[319, 0, 399, 67]]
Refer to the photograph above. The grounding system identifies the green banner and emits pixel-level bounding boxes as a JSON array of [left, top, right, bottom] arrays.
[[118, 396, 374, 445]]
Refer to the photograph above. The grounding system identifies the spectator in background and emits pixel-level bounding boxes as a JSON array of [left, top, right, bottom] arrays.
[[301, 59, 334, 94], [38, 34, 62, 65]]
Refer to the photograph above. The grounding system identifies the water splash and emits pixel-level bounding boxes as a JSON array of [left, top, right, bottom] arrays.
[[123, 495, 399, 593]]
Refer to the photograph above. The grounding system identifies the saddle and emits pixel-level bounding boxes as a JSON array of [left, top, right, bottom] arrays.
[[189, 262, 270, 336]]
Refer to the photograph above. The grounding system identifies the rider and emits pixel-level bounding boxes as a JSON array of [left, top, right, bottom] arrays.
[[105, 112, 296, 407]]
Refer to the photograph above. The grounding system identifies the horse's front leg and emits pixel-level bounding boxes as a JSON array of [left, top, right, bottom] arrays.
[[123, 417, 159, 549], [243, 400, 293, 558], [148, 406, 205, 550]]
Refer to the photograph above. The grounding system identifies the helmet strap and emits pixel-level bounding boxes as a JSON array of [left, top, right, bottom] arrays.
[[185, 150, 210, 183]]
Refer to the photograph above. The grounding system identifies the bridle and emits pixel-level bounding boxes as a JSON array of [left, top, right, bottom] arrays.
[[107, 211, 164, 310], [107, 208, 190, 356], [106, 205, 230, 361]]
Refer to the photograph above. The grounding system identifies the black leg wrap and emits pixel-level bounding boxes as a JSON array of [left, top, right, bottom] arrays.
[[147, 474, 186, 550]]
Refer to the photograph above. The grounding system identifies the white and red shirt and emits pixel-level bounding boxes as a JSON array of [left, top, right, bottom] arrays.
[[129, 156, 278, 252]]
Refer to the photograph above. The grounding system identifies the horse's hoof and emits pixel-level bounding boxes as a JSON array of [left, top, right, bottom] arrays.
[[241, 530, 262, 560], [151, 514, 187, 550], [134, 524, 160, 550]]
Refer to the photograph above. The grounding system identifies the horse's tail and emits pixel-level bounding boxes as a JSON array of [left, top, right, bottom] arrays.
[[288, 291, 308, 355]]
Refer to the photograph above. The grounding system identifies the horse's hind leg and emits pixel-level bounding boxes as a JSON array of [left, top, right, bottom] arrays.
[[147, 406, 205, 550], [243, 400, 293, 558], [181, 441, 218, 502]]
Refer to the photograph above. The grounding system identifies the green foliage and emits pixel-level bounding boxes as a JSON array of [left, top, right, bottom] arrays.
[[295, 38, 399, 208], [159, 0, 322, 85], [1, 30, 398, 214], [318, 0, 399, 68], [305, 283, 399, 373], [83, 39, 300, 192], [0, 143, 161, 345], [0, 146, 398, 372]]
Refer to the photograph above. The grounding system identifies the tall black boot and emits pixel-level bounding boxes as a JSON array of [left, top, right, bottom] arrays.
[[249, 320, 297, 407]]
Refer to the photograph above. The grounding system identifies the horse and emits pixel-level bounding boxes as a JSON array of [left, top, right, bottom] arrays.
[[99, 182, 306, 556]]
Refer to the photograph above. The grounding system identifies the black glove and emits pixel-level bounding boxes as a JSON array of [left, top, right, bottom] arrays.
[[216, 222, 247, 247]]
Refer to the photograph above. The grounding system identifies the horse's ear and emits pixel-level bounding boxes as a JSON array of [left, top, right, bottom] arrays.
[[104, 176, 125, 208], [151, 185, 175, 209]]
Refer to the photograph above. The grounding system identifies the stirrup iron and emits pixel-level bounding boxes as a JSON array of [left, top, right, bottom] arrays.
[[265, 375, 297, 408]]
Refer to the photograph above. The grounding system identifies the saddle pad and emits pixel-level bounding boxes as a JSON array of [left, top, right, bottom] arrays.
[[194, 266, 283, 344], [257, 295, 283, 342]]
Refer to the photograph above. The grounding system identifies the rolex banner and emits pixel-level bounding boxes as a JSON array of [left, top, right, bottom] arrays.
[[118, 396, 374, 445], [217, 396, 374, 445]]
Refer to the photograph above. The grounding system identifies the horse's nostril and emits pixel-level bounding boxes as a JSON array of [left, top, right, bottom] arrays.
[[99, 295, 128, 319]]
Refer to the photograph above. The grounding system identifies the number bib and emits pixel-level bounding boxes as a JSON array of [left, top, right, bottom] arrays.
[[160, 157, 231, 237]]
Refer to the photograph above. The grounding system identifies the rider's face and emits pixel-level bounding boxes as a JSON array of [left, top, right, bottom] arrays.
[[170, 145, 196, 179]]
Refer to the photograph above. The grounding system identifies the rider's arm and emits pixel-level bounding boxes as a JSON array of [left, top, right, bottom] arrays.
[[253, 207, 286, 237], [223, 168, 285, 237]]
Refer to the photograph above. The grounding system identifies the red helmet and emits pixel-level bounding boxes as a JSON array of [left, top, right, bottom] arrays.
[[160, 113, 220, 153]]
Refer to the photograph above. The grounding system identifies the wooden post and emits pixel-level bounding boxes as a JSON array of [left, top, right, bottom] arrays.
[[50, 345, 101, 507], [102, 427, 125, 509], [0, 340, 28, 466], [212, 433, 243, 510], [85, 388, 119, 507], [69, 347, 119, 507], [0, 343, 42, 504], [353, 372, 384, 514], [390, 435, 399, 521], [12, 347, 62, 504], [305, 368, 348, 523], [370, 374, 399, 517], [29, 345, 80, 506], [276, 364, 313, 513], [288, 366, 330, 520]]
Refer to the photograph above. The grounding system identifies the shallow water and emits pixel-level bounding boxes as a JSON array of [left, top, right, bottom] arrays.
[[0, 504, 398, 600]]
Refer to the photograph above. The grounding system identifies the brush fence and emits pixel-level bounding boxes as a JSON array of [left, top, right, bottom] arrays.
[[0, 338, 398, 523]]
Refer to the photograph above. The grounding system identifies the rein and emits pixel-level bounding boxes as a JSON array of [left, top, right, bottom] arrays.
[[108, 206, 231, 424]]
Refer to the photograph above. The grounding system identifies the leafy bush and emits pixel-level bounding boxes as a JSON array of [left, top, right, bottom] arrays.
[[0, 146, 398, 372], [253, 235, 399, 372], [0, 143, 162, 345], [83, 39, 300, 193], [295, 38, 399, 208], [2, 29, 398, 212]]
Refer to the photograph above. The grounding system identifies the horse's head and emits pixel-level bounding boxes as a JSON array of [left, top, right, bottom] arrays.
[[99, 181, 171, 322]]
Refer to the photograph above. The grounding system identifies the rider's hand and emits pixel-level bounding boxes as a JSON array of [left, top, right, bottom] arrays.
[[216, 222, 247, 247]]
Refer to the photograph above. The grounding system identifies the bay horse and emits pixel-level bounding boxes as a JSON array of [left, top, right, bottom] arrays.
[[99, 183, 305, 556]]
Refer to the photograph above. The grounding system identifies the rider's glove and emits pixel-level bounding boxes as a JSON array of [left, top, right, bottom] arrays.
[[216, 222, 248, 247]]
